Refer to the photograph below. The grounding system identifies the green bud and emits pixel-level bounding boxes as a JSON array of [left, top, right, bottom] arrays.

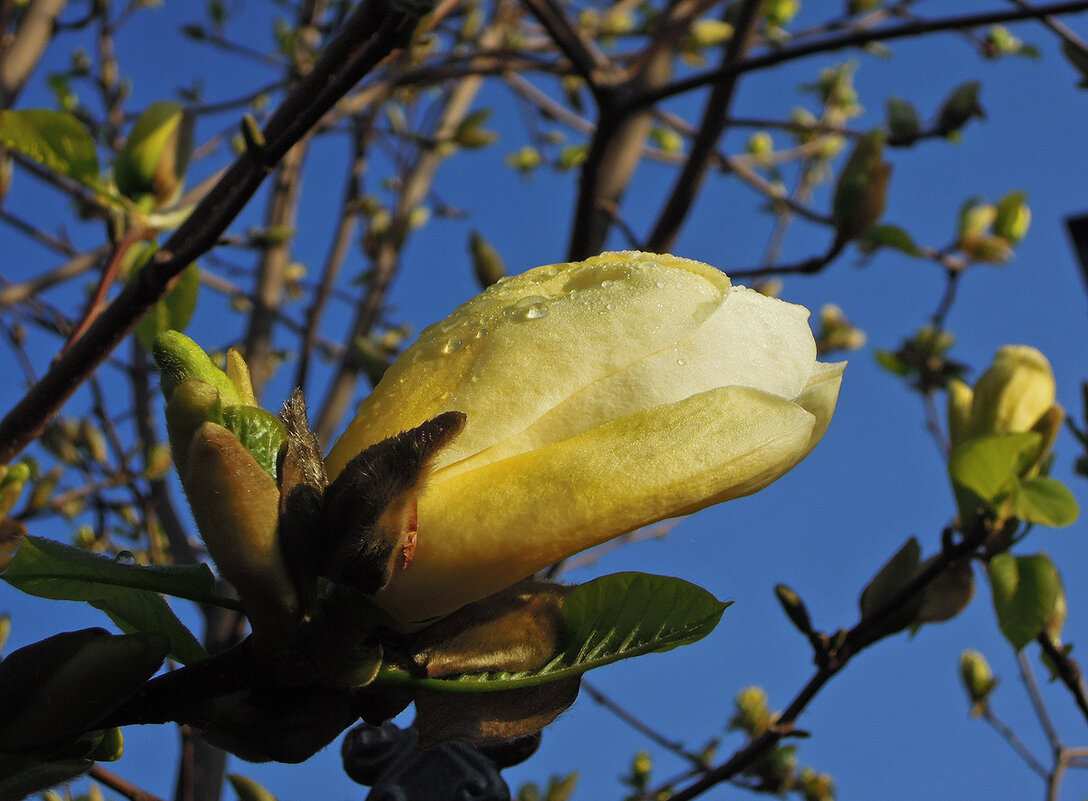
[[746, 131, 774, 160], [651, 125, 684, 155], [183, 421, 300, 650], [959, 649, 997, 715], [469, 231, 506, 288], [454, 109, 498, 149], [831, 131, 890, 247], [113, 101, 194, 208], [938, 81, 985, 137], [504, 146, 542, 175], [969, 345, 1056, 439], [765, 0, 800, 28], [631, 750, 652, 786], [774, 583, 813, 636], [153, 330, 243, 404], [885, 97, 920, 145], [993, 191, 1031, 244], [946, 378, 974, 451], [728, 686, 773, 737]]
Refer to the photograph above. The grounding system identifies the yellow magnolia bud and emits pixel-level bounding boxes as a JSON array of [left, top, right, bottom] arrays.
[[968, 345, 1055, 439], [327, 252, 844, 629]]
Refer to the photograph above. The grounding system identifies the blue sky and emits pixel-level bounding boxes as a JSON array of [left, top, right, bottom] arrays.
[[4, 2, 1088, 800]]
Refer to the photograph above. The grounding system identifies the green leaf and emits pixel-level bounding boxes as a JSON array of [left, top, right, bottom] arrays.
[[0, 109, 100, 188], [989, 553, 1061, 651], [863, 224, 921, 256], [1, 535, 238, 662], [1013, 477, 1079, 528], [136, 262, 200, 351], [220, 405, 287, 478], [1062, 39, 1088, 88], [948, 431, 1041, 501], [858, 537, 922, 638], [379, 573, 728, 692]]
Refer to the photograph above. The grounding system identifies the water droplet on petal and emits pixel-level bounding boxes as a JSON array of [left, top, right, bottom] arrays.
[[474, 328, 489, 339], [441, 338, 463, 354], [677, 359, 687, 366], [524, 303, 549, 319]]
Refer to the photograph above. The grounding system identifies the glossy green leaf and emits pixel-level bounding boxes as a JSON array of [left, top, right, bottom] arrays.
[[859, 537, 922, 638], [989, 552, 1061, 651], [2, 535, 235, 661], [378, 573, 728, 692], [136, 262, 200, 351], [220, 405, 287, 478], [0, 109, 100, 188], [948, 431, 1041, 501], [1013, 477, 1079, 528]]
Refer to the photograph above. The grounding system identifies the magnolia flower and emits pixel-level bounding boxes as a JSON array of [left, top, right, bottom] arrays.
[[327, 252, 845, 628]]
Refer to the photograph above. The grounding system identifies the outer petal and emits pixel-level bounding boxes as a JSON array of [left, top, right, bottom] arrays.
[[442, 285, 817, 481], [374, 386, 817, 628], [325, 252, 730, 478]]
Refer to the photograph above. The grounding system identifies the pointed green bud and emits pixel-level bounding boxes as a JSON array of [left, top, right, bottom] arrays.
[[937, 81, 985, 137], [993, 191, 1031, 244], [969, 346, 1056, 439], [114, 101, 194, 208], [959, 649, 996, 716], [153, 330, 243, 404], [774, 583, 813, 636], [885, 97, 920, 145], [183, 421, 299, 649], [469, 231, 505, 288], [832, 131, 890, 247]]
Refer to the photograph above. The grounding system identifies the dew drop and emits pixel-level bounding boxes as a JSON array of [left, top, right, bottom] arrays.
[[441, 338, 463, 354], [524, 303, 549, 319], [474, 328, 489, 339], [677, 359, 687, 366], [115, 550, 136, 565]]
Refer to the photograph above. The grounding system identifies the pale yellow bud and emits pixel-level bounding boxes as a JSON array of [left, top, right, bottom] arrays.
[[969, 345, 1055, 438]]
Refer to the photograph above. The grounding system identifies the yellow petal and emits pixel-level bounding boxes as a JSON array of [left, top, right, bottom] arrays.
[[326, 252, 730, 478], [374, 386, 816, 628]]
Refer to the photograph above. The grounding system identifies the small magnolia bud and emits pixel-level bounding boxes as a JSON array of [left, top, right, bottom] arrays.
[[831, 131, 890, 247], [885, 97, 920, 145], [959, 649, 997, 715], [938, 81, 985, 136], [728, 686, 773, 737], [774, 583, 813, 636], [969, 345, 1056, 439], [946, 378, 974, 451], [469, 231, 506, 288], [113, 101, 194, 208], [153, 330, 243, 404], [183, 422, 300, 649], [993, 191, 1031, 245]]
